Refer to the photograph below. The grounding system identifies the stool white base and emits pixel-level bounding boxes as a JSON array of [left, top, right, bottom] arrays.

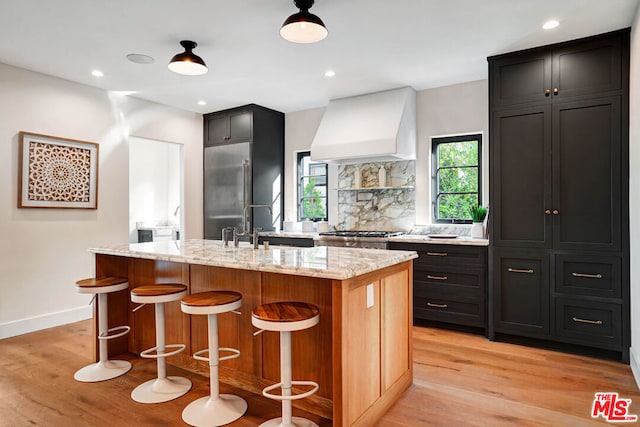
[[131, 376, 192, 404], [259, 417, 318, 427], [74, 360, 131, 383], [182, 394, 247, 427]]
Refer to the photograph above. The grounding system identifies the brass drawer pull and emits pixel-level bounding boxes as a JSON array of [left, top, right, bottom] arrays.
[[508, 268, 534, 274], [427, 274, 448, 281], [427, 252, 448, 257], [571, 272, 603, 279], [427, 302, 448, 309], [572, 316, 603, 325]]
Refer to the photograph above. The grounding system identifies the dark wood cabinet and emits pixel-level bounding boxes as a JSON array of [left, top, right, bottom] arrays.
[[203, 104, 284, 238], [491, 105, 551, 248], [552, 97, 621, 252], [389, 242, 487, 329], [493, 248, 549, 337], [257, 236, 315, 247], [205, 110, 252, 145], [488, 29, 630, 361], [491, 30, 624, 107]]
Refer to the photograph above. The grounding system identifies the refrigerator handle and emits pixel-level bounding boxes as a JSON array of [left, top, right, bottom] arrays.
[[242, 159, 250, 231]]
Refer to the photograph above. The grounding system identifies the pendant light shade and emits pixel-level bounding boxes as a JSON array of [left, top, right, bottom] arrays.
[[280, 0, 328, 43], [168, 40, 208, 75]]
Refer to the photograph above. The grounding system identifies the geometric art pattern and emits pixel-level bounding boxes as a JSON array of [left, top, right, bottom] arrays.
[[18, 132, 98, 209], [27, 141, 92, 202]]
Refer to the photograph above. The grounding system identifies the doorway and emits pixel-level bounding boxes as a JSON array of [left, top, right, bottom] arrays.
[[128, 136, 184, 243]]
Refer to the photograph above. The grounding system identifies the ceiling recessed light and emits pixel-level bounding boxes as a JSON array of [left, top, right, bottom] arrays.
[[324, 70, 335, 77], [197, 100, 207, 106], [542, 20, 559, 30], [91, 70, 104, 78], [126, 53, 155, 64]]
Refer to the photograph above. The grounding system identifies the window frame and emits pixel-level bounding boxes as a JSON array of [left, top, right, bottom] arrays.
[[297, 151, 328, 222], [431, 134, 482, 224]]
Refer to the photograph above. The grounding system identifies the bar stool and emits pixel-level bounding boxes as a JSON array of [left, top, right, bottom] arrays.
[[181, 290, 247, 427], [251, 302, 320, 427], [74, 277, 131, 382], [130, 284, 192, 404]]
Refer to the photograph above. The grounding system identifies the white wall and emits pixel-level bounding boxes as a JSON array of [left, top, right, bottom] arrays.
[[283, 80, 488, 227], [415, 80, 489, 224], [129, 137, 182, 242], [628, 5, 640, 385], [0, 63, 202, 338]]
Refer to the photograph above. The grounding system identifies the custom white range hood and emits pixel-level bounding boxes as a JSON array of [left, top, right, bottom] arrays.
[[310, 87, 416, 164]]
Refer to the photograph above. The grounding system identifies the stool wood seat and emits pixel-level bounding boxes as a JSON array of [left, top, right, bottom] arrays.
[[251, 302, 320, 427], [181, 290, 247, 427], [181, 290, 242, 315], [130, 284, 191, 404], [252, 302, 320, 332], [73, 276, 131, 383]]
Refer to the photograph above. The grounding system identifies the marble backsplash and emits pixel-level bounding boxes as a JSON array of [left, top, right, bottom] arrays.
[[336, 161, 415, 231]]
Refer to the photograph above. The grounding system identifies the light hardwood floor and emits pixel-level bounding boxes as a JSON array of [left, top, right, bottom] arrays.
[[1, 320, 638, 426]]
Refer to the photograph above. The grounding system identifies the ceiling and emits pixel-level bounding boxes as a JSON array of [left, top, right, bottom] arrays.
[[0, 0, 638, 114]]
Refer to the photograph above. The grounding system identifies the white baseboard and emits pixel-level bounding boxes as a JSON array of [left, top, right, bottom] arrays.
[[630, 347, 640, 390], [0, 306, 92, 340]]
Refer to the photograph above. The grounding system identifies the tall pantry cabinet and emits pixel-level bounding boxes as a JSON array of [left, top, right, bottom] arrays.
[[488, 29, 630, 362]]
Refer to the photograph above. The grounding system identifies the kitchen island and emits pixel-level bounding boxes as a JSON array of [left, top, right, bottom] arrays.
[[89, 239, 417, 427]]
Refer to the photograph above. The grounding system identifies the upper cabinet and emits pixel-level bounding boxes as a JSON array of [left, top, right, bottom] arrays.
[[205, 110, 253, 146], [490, 31, 625, 107]]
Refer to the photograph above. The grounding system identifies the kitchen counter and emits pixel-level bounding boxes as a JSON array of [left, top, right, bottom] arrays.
[[90, 239, 415, 280], [90, 239, 415, 426], [389, 234, 489, 246]]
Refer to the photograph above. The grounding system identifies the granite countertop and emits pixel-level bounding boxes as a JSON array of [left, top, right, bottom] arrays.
[[89, 239, 417, 280], [388, 234, 489, 246]]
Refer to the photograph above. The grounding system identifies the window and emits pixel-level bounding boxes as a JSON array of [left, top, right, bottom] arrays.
[[432, 134, 482, 223], [297, 151, 328, 221]]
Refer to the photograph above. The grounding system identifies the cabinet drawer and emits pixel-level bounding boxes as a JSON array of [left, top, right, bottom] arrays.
[[554, 254, 621, 298], [391, 243, 486, 268], [414, 295, 483, 327], [414, 281, 482, 302], [555, 297, 622, 348], [414, 267, 482, 290]]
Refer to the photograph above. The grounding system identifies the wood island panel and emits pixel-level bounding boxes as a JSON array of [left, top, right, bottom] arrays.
[[189, 265, 262, 376], [94, 253, 413, 426], [261, 272, 333, 399]]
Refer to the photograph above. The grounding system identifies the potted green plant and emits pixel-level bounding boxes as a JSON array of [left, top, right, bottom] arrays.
[[470, 205, 488, 238]]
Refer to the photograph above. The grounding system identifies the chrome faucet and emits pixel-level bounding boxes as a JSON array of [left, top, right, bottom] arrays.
[[241, 204, 273, 235], [236, 204, 273, 248]]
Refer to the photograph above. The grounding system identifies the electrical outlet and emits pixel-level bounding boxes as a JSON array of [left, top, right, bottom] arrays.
[[366, 284, 374, 308]]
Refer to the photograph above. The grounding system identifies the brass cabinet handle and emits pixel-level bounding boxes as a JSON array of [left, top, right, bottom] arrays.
[[508, 268, 534, 274], [427, 302, 448, 309], [553, 209, 559, 215], [572, 316, 603, 325], [427, 274, 448, 281], [544, 89, 551, 96], [553, 87, 559, 95], [571, 272, 603, 279], [427, 252, 448, 257], [545, 209, 551, 215]]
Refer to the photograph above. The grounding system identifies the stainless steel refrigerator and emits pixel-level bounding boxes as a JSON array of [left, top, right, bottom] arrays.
[[204, 142, 251, 239]]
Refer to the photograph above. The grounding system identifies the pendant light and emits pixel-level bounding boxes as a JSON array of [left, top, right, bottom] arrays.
[[280, 0, 328, 44], [168, 40, 208, 75]]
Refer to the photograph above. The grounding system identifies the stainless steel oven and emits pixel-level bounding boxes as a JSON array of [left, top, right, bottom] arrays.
[[315, 231, 403, 249]]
